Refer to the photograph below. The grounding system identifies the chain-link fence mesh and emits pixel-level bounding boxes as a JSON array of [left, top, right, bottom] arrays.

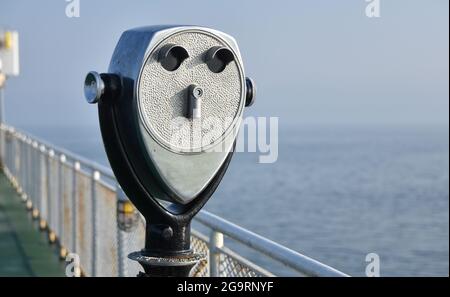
[[218, 249, 268, 277], [191, 232, 210, 277], [118, 212, 146, 277]]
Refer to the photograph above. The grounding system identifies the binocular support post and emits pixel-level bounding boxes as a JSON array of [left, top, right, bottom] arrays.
[[128, 150, 234, 277], [129, 223, 202, 277]]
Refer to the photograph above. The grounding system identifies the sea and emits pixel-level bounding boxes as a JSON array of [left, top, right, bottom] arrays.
[[23, 124, 449, 276]]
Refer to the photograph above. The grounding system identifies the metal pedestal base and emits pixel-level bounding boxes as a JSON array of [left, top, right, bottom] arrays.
[[129, 251, 205, 277]]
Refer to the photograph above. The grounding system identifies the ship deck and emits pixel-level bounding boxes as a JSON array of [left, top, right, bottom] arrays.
[[0, 173, 65, 276]]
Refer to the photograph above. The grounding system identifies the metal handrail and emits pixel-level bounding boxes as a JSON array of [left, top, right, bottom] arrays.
[[196, 211, 349, 277], [0, 123, 349, 277], [4, 125, 114, 179]]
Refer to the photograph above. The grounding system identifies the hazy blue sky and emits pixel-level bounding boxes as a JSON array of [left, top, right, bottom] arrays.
[[0, 0, 448, 128]]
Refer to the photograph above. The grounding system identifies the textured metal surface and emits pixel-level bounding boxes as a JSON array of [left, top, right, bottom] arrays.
[[139, 30, 243, 152]]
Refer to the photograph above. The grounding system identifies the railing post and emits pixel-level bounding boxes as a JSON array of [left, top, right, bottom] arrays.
[[91, 170, 100, 276], [209, 231, 224, 277]]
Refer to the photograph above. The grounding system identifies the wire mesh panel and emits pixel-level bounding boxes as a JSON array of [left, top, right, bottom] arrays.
[[25, 141, 31, 200], [31, 144, 38, 209], [95, 183, 119, 276], [47, 154, 59, 234], [2, 131, 9, 171], [191, 232, 210, 277], [75, 170, 93, 276], [6, 134, 13, 176], [14, 138, 19, 179], [218, 249, 267, 277], [219, 254, 260, 277], [11, 136, 17, 179], [39, 148, 49, 223], [119, 215, 146, 277], [61, 163, 74, 253], [0, 127, 4, 163], [18, 139, 24, 189], [56, 156, 65, 240]]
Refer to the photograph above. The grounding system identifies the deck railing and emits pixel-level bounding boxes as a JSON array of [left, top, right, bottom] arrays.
[[0, 124, 348, 277]]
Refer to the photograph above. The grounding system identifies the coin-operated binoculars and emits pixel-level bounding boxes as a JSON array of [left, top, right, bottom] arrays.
[[84, 26, 255, 276]]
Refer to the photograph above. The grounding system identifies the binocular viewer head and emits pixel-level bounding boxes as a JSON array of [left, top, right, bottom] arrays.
[[85, 25, 255, 214]]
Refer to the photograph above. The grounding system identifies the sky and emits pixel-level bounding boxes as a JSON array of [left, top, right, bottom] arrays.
[[0, 0, 448, 129]]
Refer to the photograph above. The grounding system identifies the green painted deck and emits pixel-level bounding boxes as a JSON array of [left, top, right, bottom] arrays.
[[0, 172, 65, 276]]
